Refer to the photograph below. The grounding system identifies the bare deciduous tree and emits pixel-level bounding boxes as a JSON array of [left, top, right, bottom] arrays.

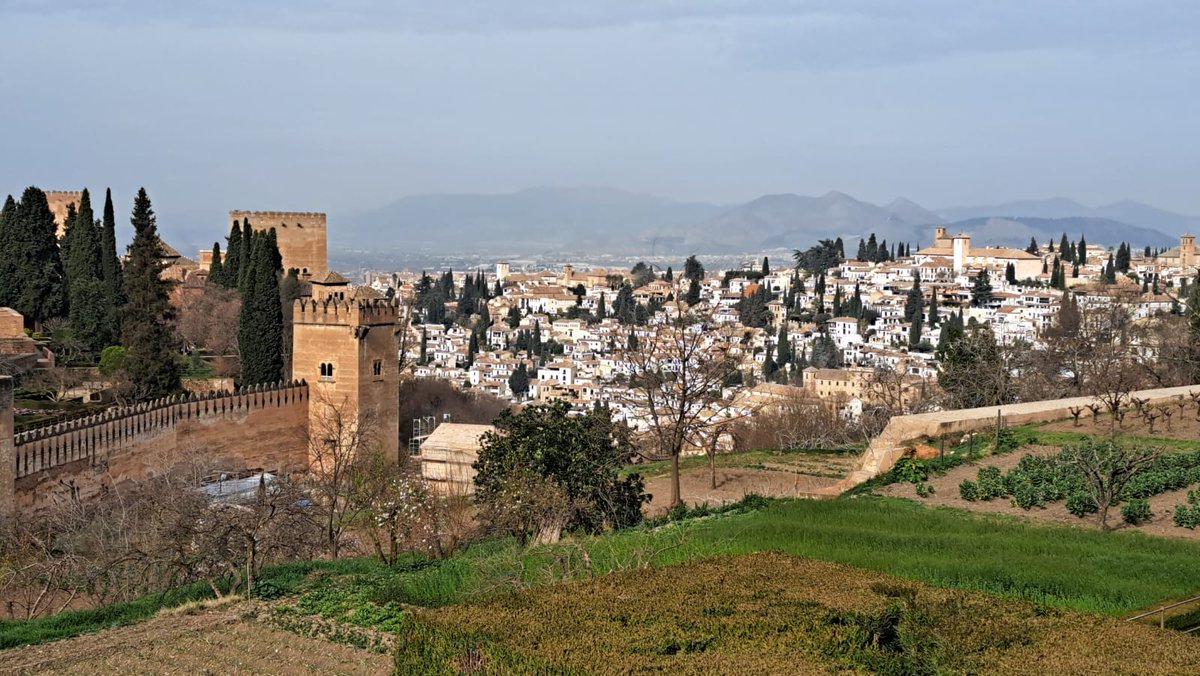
[[617, 315, 746, 508], [1060, 439, 1159, 530]]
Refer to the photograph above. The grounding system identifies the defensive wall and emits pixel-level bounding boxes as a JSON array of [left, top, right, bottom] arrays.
[[230, 210, 327, 279], [0, 377, 309, 515], [812, 384, 1200, 497], [44, 190, 82, 238]]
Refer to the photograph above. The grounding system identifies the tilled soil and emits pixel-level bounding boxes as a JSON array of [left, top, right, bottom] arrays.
[[880, 444, 1200, 540], [1, 602, 391, 675]]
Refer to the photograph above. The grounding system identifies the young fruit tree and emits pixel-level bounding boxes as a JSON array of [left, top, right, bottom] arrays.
[[1059, 439, 1160, 530], [617, 315, 747, 508]]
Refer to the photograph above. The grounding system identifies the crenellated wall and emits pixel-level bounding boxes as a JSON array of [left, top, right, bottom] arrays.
[[4, 380, 310, 511], [229, 210, 327, 279]]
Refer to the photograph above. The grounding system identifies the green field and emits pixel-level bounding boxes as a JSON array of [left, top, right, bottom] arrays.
[[9, 494, 1200, 651]]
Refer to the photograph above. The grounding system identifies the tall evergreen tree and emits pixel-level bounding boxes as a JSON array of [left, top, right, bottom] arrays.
[[1005, 262, 1017, 284], [761, 256, 770, 276], [776, 324, 792, 366], [238, 230, 284, 385], [970, 269, 994, 307], [508, 362, 530, 399], [1115, 242, 1131, 272], [65, 190, 116, 357], [208, 242, 224, 285], [9, 187, 67, 328], [220, 220, 242, 288], [1026, 237, 1039, 255], [1060, 233, 1073, 263], [762, 341, 777, 380], [908, 311, 923, 349], [834, 237, 845, 259], [904, 274, 923, 323], [467, 331, 479, 367], [927, 287, 940, 327], [1077, 235, 1087, 265], [0, 195, 16, 308], [99, 188, 122, 304], [684, 278, 701, 306], [683, 254, 705, 282], [121, 188, 181, 399], [238, 219, 254, 295], [596, 292, 608, 319]]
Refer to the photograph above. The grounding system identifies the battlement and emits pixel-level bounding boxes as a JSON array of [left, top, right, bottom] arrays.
[[12, 380, 308, 479], [294, 297, 398, 327], [230, 210, 326, 222], [44, 190, 83, 197]]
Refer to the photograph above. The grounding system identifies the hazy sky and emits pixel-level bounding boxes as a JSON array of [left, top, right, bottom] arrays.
[[3, 1, 1200, 239]]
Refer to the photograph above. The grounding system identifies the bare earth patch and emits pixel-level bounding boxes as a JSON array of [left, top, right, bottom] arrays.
[[643, 453, 853, 514], [1043, 409, 1200, 441], [880, 444, 1200, 540], [1, 602, 391, 675]]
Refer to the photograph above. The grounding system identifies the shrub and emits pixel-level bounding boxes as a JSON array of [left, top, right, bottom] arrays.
[[1066, 492, 1097, 518], [975, 466, 1006, 501], [1174, 505, 1200, 530], [915, 482, 935, 499], [958, 480, 979, 502], [893, 458, 928, 485], [1011, 482, 1044, 510], [1121, 499, 1152, 525]]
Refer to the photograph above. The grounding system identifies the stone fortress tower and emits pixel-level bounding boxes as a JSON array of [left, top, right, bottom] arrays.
[[44, 191, 83, 238], [228, 210, 328, 280], [291, 271, 401, 464]]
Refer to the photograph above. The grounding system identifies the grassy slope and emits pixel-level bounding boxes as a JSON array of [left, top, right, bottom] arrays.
[[9, 495, 1200, 650]]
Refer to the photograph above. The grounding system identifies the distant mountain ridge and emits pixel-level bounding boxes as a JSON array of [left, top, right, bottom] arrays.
[[339, 187, 1185, 256]]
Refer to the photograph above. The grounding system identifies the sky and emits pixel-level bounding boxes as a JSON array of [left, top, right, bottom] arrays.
[[2, 1, 1200, 242]]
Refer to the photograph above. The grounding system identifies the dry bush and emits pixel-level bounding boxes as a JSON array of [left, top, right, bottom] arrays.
[[733, 395, 862, 451], [175, 283, 240, 358]]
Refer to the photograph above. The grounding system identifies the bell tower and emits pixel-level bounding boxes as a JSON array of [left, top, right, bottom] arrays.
[[292, 272, 401, 464]]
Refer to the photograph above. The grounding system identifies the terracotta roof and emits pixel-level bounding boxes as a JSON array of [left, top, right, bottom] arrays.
[[312, 270, 350, 285]]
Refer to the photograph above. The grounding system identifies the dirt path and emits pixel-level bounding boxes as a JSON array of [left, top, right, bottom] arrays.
[[1, 602, 391, 675], [880, 444, 1200, 540]]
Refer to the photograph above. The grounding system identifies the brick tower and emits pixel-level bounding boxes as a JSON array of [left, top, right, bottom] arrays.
[[292, 272, 400, 464]]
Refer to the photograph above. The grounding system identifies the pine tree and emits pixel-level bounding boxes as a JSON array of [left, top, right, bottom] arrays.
[[684, 255, 705, 282], [685, 278, 701, 306], [99, 188, 122, 305], [238, 230, 284, 385], [508, 362, 530, 399], [970, 269, 994, 307], [121, 188, 181, 399], [10, 187, 67, 328]]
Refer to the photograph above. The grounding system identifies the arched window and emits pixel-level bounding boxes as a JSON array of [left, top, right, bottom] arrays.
[[319, 363, 335, 381]]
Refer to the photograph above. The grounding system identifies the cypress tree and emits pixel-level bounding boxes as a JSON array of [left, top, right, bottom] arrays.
[[467, 331, 478, 366], [1005, 262, 1017, 284], [761, 256, 770, 276], [762, 341, 777, 379], [63, 189, 102, 286], [776, 324, 792, 366], [1115, 242, 1131, 272], [121, 188, 181, 399], [208, 242, 224, 285], [596, 293, 607, 319], [11, 187, 67, 328], [419, 328, 428, 365], [857, 239, 868, 260], [1077, 235, 1087, 265], [904, 275, 923, 323], [238, 230, 284, 385], [238, 219, 253, 295], [0, 195, 16, 308], [221, 220, 242, 289], [866, 233, 878, 262], [927, 288, 940, 327], [1026, 237, 1039, 255], [99, 188, 122, 303], [1060, 234, 1073, 263], [909, 311, 923, 348]]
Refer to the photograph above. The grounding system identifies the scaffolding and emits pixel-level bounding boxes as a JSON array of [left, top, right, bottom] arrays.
[[409, 414, 450, 455]]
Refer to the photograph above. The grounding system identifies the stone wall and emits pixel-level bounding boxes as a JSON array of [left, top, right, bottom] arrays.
[[813, 384, 1200, 497], [44, 190, 82, 239], [229, 210, 327, 279], [3, 380, 310, 512]]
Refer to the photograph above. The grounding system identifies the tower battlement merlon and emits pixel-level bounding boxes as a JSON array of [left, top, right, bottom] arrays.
[[229, 210, 327, 219], [294, 298, 398, 326], [44, 190, 83, 197]]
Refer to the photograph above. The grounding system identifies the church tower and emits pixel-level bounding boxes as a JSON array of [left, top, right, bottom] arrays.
[[292, 272, 401, 464]]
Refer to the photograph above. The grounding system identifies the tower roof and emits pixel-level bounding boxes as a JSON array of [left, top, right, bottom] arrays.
[[311, 270, 349, 285]]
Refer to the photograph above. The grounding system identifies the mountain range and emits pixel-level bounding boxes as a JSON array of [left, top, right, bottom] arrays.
[[336, 187, 1190, 256]]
